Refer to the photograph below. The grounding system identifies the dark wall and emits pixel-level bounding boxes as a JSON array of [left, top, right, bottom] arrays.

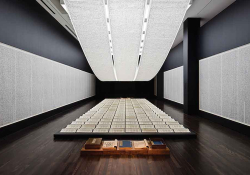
[[157, 0, 250, 98], [161, 43, 183, 72], [0, 0, 92, 73], [199, 0, 250, 59], [96, 80, 154, 98]]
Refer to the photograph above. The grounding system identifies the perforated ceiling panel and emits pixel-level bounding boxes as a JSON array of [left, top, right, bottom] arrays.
[[65, 0, 189, 81], [136, 0, 190, 81], [109, 0, 144, 81], [64, 0, 116, 81]]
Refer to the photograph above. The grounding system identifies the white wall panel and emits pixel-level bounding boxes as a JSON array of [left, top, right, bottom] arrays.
[[53, 62, 61, 109], [221, 50, 238, 121], [65, 65, 71, 105], [164, 66, 183, 104], [209, 55, 222, 115], [0, 45, 15, 126], [200, 43, 250, 126], [199, 59, 210, 112], [31, 55, 44, 116], [15, 51, 32, 121], [42, 59, 54, 112], [238, 45, 250, 124], [0, 42, 95, 128]]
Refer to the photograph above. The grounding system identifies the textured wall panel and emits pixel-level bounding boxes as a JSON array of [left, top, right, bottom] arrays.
[[0, 42, 96, 128], [15, 51, 32, 121], [31, 55, 44, 116], [53, 62, 61, 109], [0, 45, 16, 126], [238, 45, 250, 124], [209, 55, 222, 115], [200, 43, 250, 126], [199, 59, 210, 112], [164, 66, 183, 104], [222, 50, 238, 121], [42, 59, 54, 113]]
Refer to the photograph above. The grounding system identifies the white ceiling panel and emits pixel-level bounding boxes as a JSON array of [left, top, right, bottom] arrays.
[[64, 0, 116, 81], [136, 0, 190, 81], [109, 0, 144, 81]]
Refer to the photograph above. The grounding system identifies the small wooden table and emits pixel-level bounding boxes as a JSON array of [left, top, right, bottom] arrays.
[[80, 141, 170, 156]]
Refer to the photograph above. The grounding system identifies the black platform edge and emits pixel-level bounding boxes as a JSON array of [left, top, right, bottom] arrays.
[[199, 110, 250, 137], [54, 132, 196, 140], [157, 97, 183, 109], [0, 96, 95, 139]]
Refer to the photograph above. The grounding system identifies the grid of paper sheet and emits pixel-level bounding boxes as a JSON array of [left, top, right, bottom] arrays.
[[60, 98, 190, 134]]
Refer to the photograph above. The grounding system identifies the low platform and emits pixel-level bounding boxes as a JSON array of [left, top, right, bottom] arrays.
[[54, 98, 196, 139], [81, 146, 170, 156]]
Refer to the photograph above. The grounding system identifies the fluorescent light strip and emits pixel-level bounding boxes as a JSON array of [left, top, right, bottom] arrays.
[[64, 0, 116, 81], [134, 0, 152, 81], [136, 0, 190, 81], [104, 0, 117, 81], [60, 0, 69, 13]]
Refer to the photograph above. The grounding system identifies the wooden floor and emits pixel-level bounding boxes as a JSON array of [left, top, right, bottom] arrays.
[[1, 98, 250, 175]]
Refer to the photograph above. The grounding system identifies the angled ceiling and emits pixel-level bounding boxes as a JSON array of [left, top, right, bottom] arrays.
[[64, 0, 190, 81], [172, 0, 236, 48], [38, 0, 235, 81]]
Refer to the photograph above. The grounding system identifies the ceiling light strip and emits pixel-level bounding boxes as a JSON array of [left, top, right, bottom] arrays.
[[136, 0, 190, 81], [134, 0, 152, 81], [64, 0, 116, 81], [103, 0, 117, 81]]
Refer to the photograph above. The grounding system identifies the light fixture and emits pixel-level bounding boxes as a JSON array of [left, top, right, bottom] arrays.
[[64, 0, 191, 81], [64, 0, 116, 81], [60, 0, 68, 13], [109, 0, 145, 81], [135, 0, 190, 81], [134, 0, 151, 81]]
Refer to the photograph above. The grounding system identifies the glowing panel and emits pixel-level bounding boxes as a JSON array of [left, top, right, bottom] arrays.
[[136, 0, 190, 81], [64, 0, 116, 81], [109, 0, 144, 81]]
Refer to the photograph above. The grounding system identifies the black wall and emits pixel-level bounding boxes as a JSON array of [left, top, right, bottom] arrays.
[[0, 0, 92, 73], [199, 0, 250, 59], [96, 80, 154, 98], [157, 0, 250, 98]]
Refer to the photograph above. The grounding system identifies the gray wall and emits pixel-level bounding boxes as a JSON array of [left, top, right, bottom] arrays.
[[163, 66, 183, 104], [0, 42, 95, 128], [199, 43, 250, 126]]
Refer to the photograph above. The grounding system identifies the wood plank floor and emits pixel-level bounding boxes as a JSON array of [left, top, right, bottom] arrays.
[[0, 98, 250, 175]]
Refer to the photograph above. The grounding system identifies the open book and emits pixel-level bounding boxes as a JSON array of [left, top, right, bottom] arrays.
[[133, 139, 149, 149], [102, 139, 118, 150]]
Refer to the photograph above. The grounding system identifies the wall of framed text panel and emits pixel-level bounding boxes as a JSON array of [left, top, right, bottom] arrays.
[[0, 42, 96, 128], [199, 43, 250, 126], [163, 66, 183, 104]]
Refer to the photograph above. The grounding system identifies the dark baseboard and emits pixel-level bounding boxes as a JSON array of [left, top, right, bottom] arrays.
[[157, 97, 183, 109], [199, 110, 250, 137], [0, 96, 95, 138]]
